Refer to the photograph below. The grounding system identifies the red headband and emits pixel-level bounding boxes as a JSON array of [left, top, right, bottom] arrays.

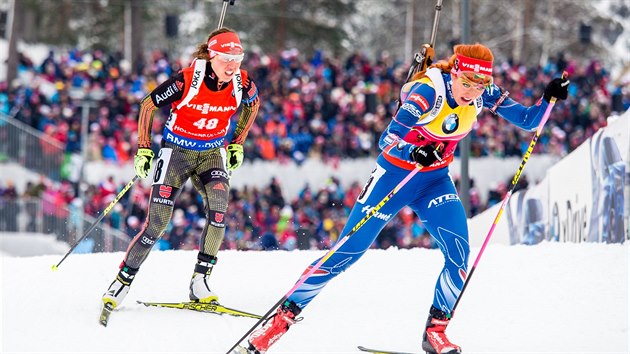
[[207, 32, 243, 55], [452, 53, 493, 76]]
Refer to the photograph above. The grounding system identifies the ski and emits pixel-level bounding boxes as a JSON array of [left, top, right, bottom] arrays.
[[358, 345, 422, 354], [136, 300, 262, 319], [99, 302, 114, 327]]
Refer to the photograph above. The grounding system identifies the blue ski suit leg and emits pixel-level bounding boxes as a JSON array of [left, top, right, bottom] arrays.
[[407, 169, 470, 314], [288, 156, 470, 315]]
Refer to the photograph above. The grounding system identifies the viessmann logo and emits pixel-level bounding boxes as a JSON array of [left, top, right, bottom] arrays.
[[220, 41, 242, 50], [185, 103, 236, 114], [460, 61, 492, 75]]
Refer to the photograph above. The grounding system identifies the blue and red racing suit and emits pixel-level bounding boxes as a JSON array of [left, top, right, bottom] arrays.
[[288, 68, 552, 315]]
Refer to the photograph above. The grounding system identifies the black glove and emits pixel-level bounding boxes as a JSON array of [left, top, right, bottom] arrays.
[[543, 77, 570, 101], [410, 143, 443, 167]]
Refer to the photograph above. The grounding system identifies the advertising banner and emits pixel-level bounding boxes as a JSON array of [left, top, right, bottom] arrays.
[[505, 112, 628, 245]]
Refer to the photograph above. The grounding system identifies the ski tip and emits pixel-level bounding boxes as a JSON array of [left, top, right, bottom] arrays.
[[99, 312, 110, 327], [99, 302, 114, 327]]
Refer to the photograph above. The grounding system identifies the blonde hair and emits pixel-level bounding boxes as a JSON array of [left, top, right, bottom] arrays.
[[411, 43, 494, 81], [192, 27, 238, 60]]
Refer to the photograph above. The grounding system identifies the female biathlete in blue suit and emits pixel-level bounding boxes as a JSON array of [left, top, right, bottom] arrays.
[[243, 43, 569, 354]]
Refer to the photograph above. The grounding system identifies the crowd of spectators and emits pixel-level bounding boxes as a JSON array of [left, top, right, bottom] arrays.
[[3, 47, 627, 168], [1, 168, 532, 252], [1, 46, 628, 251]]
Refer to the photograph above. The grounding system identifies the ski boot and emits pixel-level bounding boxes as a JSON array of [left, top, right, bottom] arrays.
[[102, 262, 138, 310], [100, 263, 138, 326], [421, 306, 461, 354], [189, 254, 219, 303], [246, 300, 302, 353]]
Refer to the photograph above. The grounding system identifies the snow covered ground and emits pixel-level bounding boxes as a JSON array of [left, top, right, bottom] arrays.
[[1, 242, 628, 353]]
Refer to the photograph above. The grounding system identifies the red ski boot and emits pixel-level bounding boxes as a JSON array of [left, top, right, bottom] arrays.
[[248, 300, 301, 353], [421, 306, 461, 354]]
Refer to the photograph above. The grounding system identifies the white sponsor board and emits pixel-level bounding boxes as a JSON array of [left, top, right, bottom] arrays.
[[499, 110, 629, 245], [547, 142, 595, 243]]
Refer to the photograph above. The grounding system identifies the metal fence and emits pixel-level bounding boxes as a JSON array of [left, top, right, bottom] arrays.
[[0, 198, 130, 252], [0, 113, 66, 181], [0, 113, 130, 253]]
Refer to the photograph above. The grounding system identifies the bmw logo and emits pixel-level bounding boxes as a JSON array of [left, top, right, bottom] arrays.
[[442, 113, 459, 134]]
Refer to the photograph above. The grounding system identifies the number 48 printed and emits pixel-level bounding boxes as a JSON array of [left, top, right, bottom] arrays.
[[193, 118, 219, 130]]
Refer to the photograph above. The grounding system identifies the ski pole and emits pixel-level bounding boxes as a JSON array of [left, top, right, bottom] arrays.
[[51, 175, 139, 271], [225, 165, 423, 354], [451, 73, 568, 316], [217, 0, 236, 29]]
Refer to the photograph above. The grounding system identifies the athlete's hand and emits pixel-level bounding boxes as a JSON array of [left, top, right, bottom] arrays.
[[410, 143, 443, 167], [134, 148, 154, 178], [226, 144, 244, 172], [543, 76, 569, 102]]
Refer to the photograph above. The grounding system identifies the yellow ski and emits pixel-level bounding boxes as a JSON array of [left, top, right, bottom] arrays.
[[136, 300, 262, 319]]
